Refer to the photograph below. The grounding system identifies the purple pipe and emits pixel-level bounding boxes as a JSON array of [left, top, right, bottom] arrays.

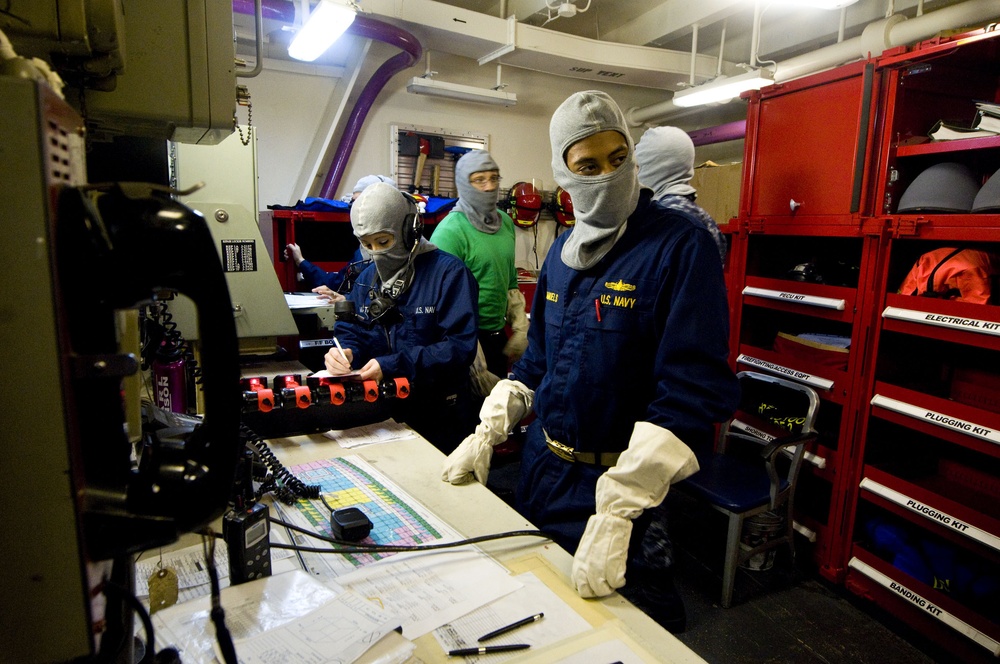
[[319, 16, 422, 198], [233, 0, 296, 23], [232, 1, 422, 198], [688, 120, 746, 147]]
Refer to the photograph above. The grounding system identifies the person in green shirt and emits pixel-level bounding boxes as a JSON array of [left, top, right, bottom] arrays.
[[431, 150, 528, 381]]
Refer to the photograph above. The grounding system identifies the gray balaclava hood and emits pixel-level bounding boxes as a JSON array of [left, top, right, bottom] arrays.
[[454, 150, 503, 234], [635, 126, 696, 199], [352, 175, 396, 260], [635, 126, 727, 263], [353, 174, 397, 193], [351, 182, 435, 297], [550, 90, 640, 271]]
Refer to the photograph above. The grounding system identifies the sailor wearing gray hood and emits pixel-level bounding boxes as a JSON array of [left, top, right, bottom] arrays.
[[326, 182, 480, 452], [442, 91, 738, 630], [431, 150, 528, 381]]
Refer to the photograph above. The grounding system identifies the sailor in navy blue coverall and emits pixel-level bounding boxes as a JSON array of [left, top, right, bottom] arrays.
[[292, 246, 365, 294], [325, 183, 479, 453], [443, 91, 739, 629], [511, 184, 737, 548], [286, 175, 395, 297]]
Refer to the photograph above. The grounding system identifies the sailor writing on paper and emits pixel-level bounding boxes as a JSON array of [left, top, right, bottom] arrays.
[[285, 175, 399, 302], [324, 183, 480, 453]]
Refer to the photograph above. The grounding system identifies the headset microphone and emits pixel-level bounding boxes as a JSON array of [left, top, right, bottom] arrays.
[[399, 191, 424, 251], [366, 288, 403, 327]]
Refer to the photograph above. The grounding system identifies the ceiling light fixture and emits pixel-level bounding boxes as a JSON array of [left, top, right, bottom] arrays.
[[288, 0, 356, 62], [542, 0, 592, 26], [406, 77, 517, 107], [671, 70, 775, 108]]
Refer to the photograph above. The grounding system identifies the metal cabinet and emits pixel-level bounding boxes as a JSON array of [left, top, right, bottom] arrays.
[[267, 209, 355, 292], [729, 60, 884, 576], [742, 61, 879, 222], [727, 221, 880, 574], [731, 28, 1000, 660], [849, 30, 1000, 663]]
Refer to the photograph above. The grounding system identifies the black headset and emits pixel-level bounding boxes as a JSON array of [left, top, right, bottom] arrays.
[[398, 191, 424, 251]]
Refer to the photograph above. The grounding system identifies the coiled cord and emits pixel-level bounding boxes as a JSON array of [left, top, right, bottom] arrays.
[[241, 423, 321, 504], [149, 296, 203, 385]]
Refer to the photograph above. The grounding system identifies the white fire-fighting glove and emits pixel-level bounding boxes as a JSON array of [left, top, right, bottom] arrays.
[[572, 422, 699, 598], [469, 341, 502, 399], [502, 289, 529, 362], [441, 379, 534, 486]]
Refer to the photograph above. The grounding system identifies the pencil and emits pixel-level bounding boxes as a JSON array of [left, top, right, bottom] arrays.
[[333, 336, 349, 364]]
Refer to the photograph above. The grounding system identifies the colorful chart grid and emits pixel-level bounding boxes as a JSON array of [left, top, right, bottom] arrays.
[[287, 457, 447, 568]]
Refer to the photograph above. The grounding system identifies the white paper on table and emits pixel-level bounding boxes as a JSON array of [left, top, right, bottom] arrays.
[[335, 547, 522, 640], [355, 630, 416, 664], [135, 542, 229, 598], [432, 571, 592, 662], [512, 620, 680, 664], [225, 583, 402, 664], [552, 638, 647, 664], [323, 420, 418, 448], [285, 293, 333, 309], [135, 526, 299, 604], [309, 368, 363, 380], [151, 570, 333, 662]]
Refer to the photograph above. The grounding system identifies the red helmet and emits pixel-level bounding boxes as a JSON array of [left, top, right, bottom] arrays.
[[552, 187, 575, 227], [507, 181, 543, 228]]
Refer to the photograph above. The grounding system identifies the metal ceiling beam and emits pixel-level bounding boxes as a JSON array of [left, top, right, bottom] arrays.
[[506, 0, 551, 20], [602, 0, 745, 47]]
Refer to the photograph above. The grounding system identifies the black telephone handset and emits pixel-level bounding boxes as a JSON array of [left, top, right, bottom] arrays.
[[57, 183, 241, 558]]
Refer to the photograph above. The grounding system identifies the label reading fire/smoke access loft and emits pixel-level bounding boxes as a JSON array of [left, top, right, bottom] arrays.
[[222, 240, 257, 272]]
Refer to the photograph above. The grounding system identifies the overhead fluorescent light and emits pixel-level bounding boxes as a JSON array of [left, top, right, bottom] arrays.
[[288, 0, 356, 62], [406, 77, 517, 107], [672, 70, 774, 108]]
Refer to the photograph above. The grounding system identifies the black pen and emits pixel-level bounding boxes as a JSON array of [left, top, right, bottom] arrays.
[[448, 644, 531, 656], [478, 612, 545, 642]]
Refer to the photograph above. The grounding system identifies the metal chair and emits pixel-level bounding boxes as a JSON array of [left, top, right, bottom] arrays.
[[677, 371, 820, 608]]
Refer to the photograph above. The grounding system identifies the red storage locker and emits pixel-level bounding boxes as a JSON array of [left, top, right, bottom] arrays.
[[269, 209, 354, 292], [742, 61, 880, 223]]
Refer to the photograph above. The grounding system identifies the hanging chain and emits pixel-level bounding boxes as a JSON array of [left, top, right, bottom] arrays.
[[235, 84, 252, 146]]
